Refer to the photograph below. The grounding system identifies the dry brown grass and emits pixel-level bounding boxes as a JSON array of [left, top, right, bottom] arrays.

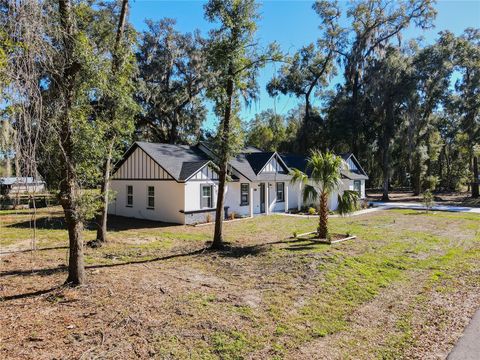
[[1, 208, 479, 359]]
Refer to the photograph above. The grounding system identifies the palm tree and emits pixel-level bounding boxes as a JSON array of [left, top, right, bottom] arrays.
[[290, 150, 358, 239]]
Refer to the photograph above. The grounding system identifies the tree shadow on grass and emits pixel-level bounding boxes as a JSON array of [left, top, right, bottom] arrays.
[[6, 214, 180, 232], [6, 216, 69, 230], [1, 236, 327, 301], [285, 240, 328, 252], [217, 244, 269, 258], [105, 215, 181, 231], [0, 247, 209, 302], [209, 238, 321, 258], [0, 247, 208, 279], [0, 246, 69, 256], [1, 286, 62, 302]]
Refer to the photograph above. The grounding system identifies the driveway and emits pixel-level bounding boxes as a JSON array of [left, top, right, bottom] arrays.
[[447, 309, 480, 360], [370, 201, 480, 214]]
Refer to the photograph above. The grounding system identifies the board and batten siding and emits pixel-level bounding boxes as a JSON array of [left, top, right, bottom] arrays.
[[259, 156, 283, 174], [112, 147, 173, 180], [184, 165, 220, 211], [345, 157, 358, 172], [188, 164, 219, 181]]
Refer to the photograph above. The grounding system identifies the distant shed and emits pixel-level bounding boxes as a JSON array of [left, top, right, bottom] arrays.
[[0, 177, 46, 196]]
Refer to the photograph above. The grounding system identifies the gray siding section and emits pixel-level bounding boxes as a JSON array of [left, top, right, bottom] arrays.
[[112, 147, 173, 180]]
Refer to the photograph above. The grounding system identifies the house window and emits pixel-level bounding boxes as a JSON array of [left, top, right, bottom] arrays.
[[126, 185, 133, 207], [201, 185, 213, 208], [276, 182, 284, 202], [147, 186, 155, 209], [354, 180, 361, 196], [240, 183, 249, 206]]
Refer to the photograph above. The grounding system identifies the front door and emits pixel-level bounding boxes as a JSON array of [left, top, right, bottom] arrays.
[[259, 183, 265, 213]]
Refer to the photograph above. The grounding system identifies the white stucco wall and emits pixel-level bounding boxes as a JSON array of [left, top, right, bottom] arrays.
[[223, 180, 251, 217], [287, 182, 299, 211], [108, 180, 185, 224], [329, 179, 365, 210], [184, 179, 218, 212]]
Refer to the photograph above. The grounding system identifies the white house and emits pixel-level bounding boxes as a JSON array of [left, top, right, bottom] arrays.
[[107, 142, 368, 224]]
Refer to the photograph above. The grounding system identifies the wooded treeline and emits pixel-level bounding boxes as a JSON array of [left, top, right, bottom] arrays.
[[0, 0, 478, 284], [2, 1, 478, 198]]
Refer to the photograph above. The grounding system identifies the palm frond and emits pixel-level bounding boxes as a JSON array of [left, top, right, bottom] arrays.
[[306, 149, 343, 195], [303, 184, 319, 204], [337, 190, 359, 216], [289, 168, 308, 185]]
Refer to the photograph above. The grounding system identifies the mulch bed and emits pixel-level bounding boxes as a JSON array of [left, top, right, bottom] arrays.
[[295, 232, 357, 244]]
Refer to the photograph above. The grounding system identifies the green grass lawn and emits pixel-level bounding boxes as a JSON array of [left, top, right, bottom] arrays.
[[0, 208, 479, 359]]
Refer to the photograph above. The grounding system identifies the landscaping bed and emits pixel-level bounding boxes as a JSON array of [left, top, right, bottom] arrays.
[[294, 231, 357, 244]]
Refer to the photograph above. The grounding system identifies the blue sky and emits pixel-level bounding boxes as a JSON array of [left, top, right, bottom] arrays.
[[129, 0, 480, 130]]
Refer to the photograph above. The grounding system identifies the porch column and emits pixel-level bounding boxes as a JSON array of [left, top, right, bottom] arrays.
[[265, 182, 270, 215], [297, 182, 302, 211], [285, 183, 289, 213], [249, 184, 254, 218]]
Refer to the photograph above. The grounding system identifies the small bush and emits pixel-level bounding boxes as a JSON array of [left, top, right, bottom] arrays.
[[308, 207, 316, 215], [423, 190, 434, 212], [292, 231, 298, 238], [360, 200, 369, 209], [423, 175, 439, 192]]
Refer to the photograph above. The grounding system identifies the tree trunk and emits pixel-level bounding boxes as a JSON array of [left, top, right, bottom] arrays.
[[381, 101, 394, 201], [94, 140, 113, 244], [211, 64, 234, 250], [318, 192, 329, 240], [381, 132, 390, 201], [5, 157, 12, 177], [350, 71, 360, 156], [59, 112, 85, 286], [212, 162, 227, 249], [93, 0, 129, 245], [169, 111, 178, 144], [112, 0, 129, 71], [63, 184, 85, 285], [58, 0, 85, 286], [412, 153, 422, 196], [413, 170, 421, 195], [473, 155, 479, 198]]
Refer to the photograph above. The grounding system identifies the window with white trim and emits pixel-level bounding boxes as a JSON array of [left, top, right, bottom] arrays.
[[126, 185, 133, 207], [276, 182, 284, 202], [240, 183, 249, 206], [354, 180, 361, 196], [147, 186, 155, 209], [201, 185, 213, 208]]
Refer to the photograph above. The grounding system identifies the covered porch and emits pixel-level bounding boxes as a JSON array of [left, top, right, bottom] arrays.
[[247, 180, 299, 216]]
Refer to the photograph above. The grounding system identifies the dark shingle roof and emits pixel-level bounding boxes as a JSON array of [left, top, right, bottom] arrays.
[[281, 154, 309, 175], [117, 141, 368, 183], [243, 146, 263, 153], [179, 161, 210, 181], [136, 142, 210, 181], [245, 152, 275, 174], [228, 154, 258, 181]]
